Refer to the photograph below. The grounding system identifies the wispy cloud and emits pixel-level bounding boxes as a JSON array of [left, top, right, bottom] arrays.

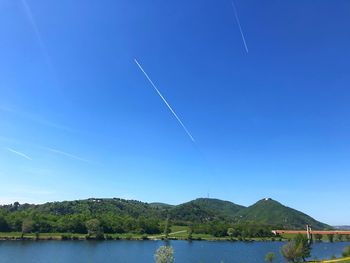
[[20, 0, 53, 69], [45, 147, 90, 163], [134, 59, 195, 142], [0, 105, 74, 133], [6, 148, 32, 160], [231, 0, 249, 53]]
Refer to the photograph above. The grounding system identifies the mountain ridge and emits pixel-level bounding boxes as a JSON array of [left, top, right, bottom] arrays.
[[0, 197, 329, 230]]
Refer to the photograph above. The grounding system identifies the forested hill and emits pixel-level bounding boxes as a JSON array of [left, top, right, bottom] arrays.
[[169, 198, 245, 222], [0, 197, 329, 235], [234, 198, 329, 230]]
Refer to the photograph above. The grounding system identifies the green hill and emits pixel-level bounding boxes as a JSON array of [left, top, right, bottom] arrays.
[[234, 198, 330, 229], [0, 197, 329, 235], [149, 202, 174, 209], [169, 198, 245, 222]]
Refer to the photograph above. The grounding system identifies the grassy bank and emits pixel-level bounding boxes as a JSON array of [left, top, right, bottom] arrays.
[[0, 229, 281, 242], [310, 257, 350, 263]]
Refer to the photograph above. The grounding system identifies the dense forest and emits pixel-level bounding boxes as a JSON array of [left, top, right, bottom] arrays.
[[0, 197, 329, 238]]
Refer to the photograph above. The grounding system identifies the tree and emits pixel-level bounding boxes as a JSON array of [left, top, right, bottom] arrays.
[[154, 246, 174, 263], [163, 216, 170, 240], [13, 202, 20, 211], [294, 234, 311, 261], [314, 234, 322, 242], [0, 216, 9, 231], [227, 228, 235, 239], [281, 234, 312, 262], [342, 246, 350, 257], [187, 225, 193, 240], [85, 219, 103, 238], [21, 218, 34, 238], [281, 241, 303, 263], [327, 234, 334, 243], [336, 234, 344, 242], [265, 252, 275, 263]]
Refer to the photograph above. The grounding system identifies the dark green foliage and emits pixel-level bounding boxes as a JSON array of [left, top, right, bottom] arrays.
[[0, 215, 9, 231], [0, 199, 163, 235], [342, 246, 350, 257], [149, 203, 174, 209], [86, 219, 103, 236], [265, 252, 275, 263], [281, 234, 311, 262], [294, 234, 311, 261], [327, 234, 334, 243], [314, 234, 323, 242], [169, 198, 244, 222], [336, 234, 344, 242]]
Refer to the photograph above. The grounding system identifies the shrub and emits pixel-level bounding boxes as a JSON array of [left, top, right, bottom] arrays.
[[154, 246, 174, 263], [342, 246, 350, 257], [265, 252, 275, 263], [61, 234, 72, 240]]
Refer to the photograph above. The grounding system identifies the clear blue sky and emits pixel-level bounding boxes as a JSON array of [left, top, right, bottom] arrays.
[[0, 0, 349, 225]]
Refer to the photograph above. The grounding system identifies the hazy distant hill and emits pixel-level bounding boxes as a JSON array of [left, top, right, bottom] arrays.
[[334, 226, 350, 230], [234, 198, 330, 230]]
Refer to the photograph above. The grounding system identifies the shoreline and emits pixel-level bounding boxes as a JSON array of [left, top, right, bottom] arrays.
[[0, 234, 348, 243]]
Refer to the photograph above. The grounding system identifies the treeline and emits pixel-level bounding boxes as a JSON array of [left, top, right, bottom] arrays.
[[0, 199, 282, 238], [191, 221, 275, 238], [0, 199, 164, 235]]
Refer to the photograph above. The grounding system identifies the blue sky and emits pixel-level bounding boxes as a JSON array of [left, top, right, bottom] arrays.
[[1, 0, 350, 225]]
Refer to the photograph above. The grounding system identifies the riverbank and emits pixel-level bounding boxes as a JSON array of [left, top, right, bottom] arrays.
[[0, 231, 281, 241], [311, 257, 350, 263]]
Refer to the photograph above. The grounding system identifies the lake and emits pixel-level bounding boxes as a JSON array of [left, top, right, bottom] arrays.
[[0, 240, 349, 263]]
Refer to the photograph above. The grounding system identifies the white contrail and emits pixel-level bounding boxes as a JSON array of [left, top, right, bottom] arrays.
[[6, 148, 32, 160], [45, 147, 90, 163], [231, 0, 249, 53], [20, 0, 53, 68], [134, 59, 195, 142]]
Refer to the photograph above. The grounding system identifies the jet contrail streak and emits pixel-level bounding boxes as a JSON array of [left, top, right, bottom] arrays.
[[134, 59, 195, 142], [45, 147, 90, 163], [21, 0, 53, 68], [231, 0, 249, 53], [6, 148, 32, 160]]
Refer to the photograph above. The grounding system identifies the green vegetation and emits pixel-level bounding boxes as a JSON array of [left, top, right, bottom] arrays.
[[0, 197, 330, 241], [169, 198, 244, 222], [154, 246, 174, 263], [281, 234, 311, 262], [343, 246, 350, 258], [235, 199, 329, 230], [265, 252, 275, 263]]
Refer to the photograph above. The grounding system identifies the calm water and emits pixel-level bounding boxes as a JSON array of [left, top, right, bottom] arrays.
[[0, 240, 349, 263]]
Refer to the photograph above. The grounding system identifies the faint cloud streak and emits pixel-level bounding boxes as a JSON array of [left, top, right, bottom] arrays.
[[0, 105, 74, 133], [231, 0, 249, 53], [45, 147, 90, 163], [20, 0, 53, 69], [6, 147, 32, 160]]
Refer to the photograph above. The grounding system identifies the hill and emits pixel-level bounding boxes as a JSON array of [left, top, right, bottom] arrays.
[[169, 198, 245, 222], [149, 202, 174, 209], [234, 198, 330, 229], [0, 197, 329, 235]]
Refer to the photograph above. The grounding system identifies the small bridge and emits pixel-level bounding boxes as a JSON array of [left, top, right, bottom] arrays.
[[272, 225, 350, 241], [272, 230, 350, 235]]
